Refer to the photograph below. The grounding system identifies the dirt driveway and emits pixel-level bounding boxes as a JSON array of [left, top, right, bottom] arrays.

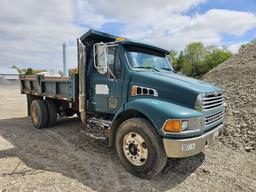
[[0, 86, 255, 192]]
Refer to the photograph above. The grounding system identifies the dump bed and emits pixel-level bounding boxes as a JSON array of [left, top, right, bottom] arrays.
[[20, 74, 79, 102]]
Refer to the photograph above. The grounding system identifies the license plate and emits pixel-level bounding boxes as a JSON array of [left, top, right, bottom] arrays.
[[182, 143, 196, 151]]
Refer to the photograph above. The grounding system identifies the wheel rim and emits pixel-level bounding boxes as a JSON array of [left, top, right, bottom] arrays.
[[123, 132, 148, 166], [31, 104, 39, 124]]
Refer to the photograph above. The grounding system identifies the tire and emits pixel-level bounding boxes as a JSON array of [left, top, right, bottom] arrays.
[[45, 99, 57, 127], [30, 99, 48, 129], [115, 118, 167, 178]]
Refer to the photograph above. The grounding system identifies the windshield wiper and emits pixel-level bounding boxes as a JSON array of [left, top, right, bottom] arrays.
[[134, 66, 160, 72], [159, 67, 173, 71]]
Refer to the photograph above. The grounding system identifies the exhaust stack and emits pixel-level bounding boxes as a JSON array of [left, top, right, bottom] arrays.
[[63, 42, 68, 77]]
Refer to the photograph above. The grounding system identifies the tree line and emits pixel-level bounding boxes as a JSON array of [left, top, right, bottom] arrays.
[[168, 42, 233, 78]]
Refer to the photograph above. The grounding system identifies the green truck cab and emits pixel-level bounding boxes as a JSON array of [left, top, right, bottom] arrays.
[[20, 30, 224, 178]]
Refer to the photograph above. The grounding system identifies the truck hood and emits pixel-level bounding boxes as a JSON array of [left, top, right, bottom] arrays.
[[155, 72, 219, 92], [130, 71, 221, 109]]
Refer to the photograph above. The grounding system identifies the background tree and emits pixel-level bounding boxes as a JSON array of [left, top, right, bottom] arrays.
[[12, 65, 22, 74], [168, 50, 179, 70], [204, 49, 232, 71], [176, 51, 185, 72], [183, 42, 207, 77], [69, 67, 78, 75], [168, 42, 233, 78], [25, 68, 33, 75]]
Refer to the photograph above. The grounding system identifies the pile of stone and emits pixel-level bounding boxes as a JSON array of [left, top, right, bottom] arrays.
[[203, 44, 256, 152]]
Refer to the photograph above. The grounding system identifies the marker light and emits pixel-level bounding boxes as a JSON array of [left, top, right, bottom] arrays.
[[131, 85, 137, 96], [116, 37, 125, 41]]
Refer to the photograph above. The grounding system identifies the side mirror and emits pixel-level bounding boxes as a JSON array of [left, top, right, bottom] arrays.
[[93, 43, 108, 74]]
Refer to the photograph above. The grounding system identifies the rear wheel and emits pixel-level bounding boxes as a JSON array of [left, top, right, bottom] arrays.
[[31, 100, 48, 129], [115, 118, 167, 178], [45, 99, 57, 127]]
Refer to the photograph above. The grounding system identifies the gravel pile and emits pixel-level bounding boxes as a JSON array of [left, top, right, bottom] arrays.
[[203, 44, 256, 152]]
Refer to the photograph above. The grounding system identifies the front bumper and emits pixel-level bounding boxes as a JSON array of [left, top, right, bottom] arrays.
[[163, 124, 224, 158]]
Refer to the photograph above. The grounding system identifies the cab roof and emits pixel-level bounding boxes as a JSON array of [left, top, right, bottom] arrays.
[[80, 29, 169, 54]]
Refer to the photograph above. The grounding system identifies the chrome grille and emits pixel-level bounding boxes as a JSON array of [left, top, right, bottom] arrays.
[[202, 92, 224, 110], [205, 111, 224, 126]]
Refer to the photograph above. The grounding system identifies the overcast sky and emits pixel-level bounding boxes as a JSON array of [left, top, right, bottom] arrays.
[[0, 0, 256, 71]]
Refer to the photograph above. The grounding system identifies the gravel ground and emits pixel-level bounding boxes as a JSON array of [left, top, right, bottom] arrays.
[[203, 44, 256, 152], [0, 85, 256, 192]]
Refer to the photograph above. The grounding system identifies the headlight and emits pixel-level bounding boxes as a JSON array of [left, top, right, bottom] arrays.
[[195, 94, 203, 112], [185, 117, 205, 130], [181, 120, 188, 130], [163, 117, 204, 133]]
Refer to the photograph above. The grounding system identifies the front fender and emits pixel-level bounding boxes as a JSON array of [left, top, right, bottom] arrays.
[[124, 98, 202, 137]]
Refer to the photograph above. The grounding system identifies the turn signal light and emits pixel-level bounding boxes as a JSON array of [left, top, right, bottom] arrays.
[[163, 120, 181, 133]]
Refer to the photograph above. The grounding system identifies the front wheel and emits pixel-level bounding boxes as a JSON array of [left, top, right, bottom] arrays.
[[115, 118, 167, 178]]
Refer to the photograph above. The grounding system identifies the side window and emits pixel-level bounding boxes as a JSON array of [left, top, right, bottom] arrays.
[[114, 49, 121, 78], [108, 47, 122, 79], [108, 47, 115, 72]]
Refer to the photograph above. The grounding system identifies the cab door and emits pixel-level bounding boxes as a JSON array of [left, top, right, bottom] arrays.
[[89, 46, 123, 114], [106, 46, 123, 113]]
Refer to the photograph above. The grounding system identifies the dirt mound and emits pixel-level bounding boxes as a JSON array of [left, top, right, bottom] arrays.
[[203, 44, 256, 152], [0, 77, 19, 87]]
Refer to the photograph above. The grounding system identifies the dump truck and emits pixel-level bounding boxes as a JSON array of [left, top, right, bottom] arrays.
[[20, 30, 224, 178]]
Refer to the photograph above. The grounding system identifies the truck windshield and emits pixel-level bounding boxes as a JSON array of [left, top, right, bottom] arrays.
[[125, 46, 174, 72]]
